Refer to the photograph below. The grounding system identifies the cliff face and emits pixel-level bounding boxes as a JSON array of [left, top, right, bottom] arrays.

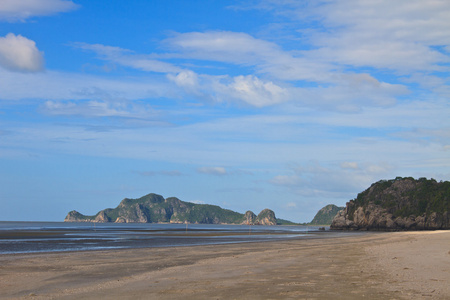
[[255, 209, 277, 225], [65, 193, 278, 225], [331, 177, 450, 231], [242, 211, 257, 225], [310, 204, 345, 225]]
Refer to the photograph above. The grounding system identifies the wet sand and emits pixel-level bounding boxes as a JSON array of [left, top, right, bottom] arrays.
[[0, 231, 449, 299]]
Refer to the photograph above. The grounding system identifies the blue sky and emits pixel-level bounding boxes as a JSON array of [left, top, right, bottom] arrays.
[[1, 0, 449, 222]]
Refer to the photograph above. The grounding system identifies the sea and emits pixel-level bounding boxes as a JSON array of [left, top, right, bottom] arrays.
[[0, 222, 355, 255]]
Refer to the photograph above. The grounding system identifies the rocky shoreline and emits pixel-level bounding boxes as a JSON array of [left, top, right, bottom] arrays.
[[331, 202, 449, 231], [331, 177, 450, 231]]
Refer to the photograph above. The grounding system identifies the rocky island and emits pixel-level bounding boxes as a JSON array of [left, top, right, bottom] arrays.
[[309, 204, 344, 225], [331, 177, 450, 231], [65, 193, 279, 225]]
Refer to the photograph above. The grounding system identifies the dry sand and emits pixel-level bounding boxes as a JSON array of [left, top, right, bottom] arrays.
[[0, 231, 449, 299]]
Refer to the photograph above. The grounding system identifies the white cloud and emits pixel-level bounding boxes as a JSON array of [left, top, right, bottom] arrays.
[[0, 33, 44, 72], [301, 73, 408, 112], [75, 43, 182, 73], [269, 161, 395, 200], [238, 0, 450, 102], [226, 75, 290, 107], [340, 162, 359, 170], [76, 42, 292, 108], [160, 30, 414, 110], [74, 29, 413, 111], [197, 167, 227, 176], [285, 202, 297, 208], [270, 174, 302, 187], [393, 128, 450, 147], [167, 70, 200, 94], [123, 57, 182, 73], [299, 0, 450, 74], [164, 31, 281, 65], [0, 0, 78, 22], [42, 100, 158, 119], [164, 31, 334, 83], [0, 68, 173, 101], [168, 72, 291, 107]]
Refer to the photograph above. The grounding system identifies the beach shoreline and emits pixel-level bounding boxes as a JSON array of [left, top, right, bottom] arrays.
[[0, 231, 449, 299]]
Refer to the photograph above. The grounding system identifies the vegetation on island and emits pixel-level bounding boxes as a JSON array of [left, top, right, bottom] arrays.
[[276, 218, 299, 225], [309, 204, 345, 225], [331, 177, 450, 231], [347, 177, 450, 220]]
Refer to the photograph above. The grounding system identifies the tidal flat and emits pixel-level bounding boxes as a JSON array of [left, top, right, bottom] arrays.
[[1, 230, 449, 299]]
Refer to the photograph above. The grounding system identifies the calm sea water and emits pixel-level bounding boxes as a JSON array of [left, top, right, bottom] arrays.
[[0, 222, 341, 254]]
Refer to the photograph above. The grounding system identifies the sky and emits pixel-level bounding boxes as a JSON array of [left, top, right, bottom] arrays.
[[0, 0, 449, 223]]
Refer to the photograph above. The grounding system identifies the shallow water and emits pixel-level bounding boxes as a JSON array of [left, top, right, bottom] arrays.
[[0, 222, 345, 254]]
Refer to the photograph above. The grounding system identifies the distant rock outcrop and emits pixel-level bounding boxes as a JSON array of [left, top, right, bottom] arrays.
[[242, 211, 257, 225], [65, 193, 280, 225], [331, 177, 450, 231], [310, 204, 344, 225], [255, 208, 277, 225]]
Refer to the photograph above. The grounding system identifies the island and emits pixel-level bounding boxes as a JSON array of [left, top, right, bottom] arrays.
[[65, 193, 281, 225], [309, 204, 344, 225]]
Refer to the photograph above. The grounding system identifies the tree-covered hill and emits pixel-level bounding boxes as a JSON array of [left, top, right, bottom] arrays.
[[331, 177, 450, 230], [65, 193, 279, 225], [310, 204, 344, 225]]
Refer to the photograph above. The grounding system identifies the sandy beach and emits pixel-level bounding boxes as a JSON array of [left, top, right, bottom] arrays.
[[0, 231, 449, 299]]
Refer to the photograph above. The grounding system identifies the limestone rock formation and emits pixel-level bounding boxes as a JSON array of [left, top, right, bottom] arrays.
[[242, 211, 257, 225], [255, 209, 277, 225], [65, 193, 280, 225], [331, 177, 450, 231], [65, 210, 90, 222]]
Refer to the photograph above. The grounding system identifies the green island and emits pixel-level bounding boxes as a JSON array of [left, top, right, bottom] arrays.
[[65, 193, 290, 225], [309, 204, 345, 225]]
